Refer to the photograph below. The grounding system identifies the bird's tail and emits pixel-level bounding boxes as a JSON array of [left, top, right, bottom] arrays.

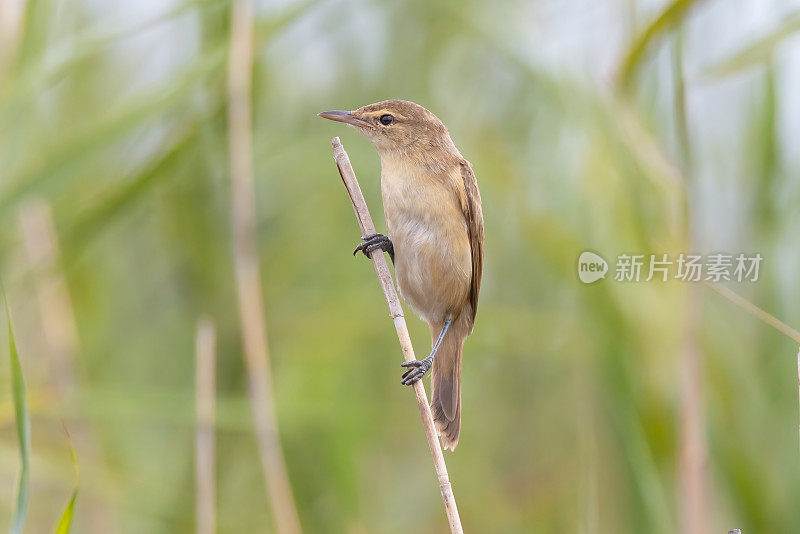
[[429, 324, 464, 451]]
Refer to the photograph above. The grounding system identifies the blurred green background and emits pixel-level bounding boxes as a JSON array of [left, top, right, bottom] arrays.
[[1, 0, 800, 532]]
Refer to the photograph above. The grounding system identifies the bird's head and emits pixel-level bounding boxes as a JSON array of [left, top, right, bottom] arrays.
[[318, 99, 454, 156]]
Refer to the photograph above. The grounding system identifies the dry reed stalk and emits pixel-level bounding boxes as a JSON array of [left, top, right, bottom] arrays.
[[673, 35, 708, 534], [0, 0, 25, 78], [18, 201, 79, 394], [329, 137, 464, 534], [704, 282, 800, 344], [704, 282, 800, 462], [227, 1, 302, 533], [18, 199, 120, 533], [195, 318, 216, 534], [678, 284, 707, 534]]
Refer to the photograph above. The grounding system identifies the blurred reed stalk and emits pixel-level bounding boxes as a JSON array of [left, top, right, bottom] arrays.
[[18, 200, 78, 393], [227, 1, 302, 533], [705, 282, 800, 456], [18, 199, 120, 533], [673, 29, 708, 534], [195, 318, 216, 534], [677, 287, 707, 534], [704, 283, 800, 345], [330, 137, 464, 534], [0, 0, 24, 78], [620, 11, 800, 529], [576, 357, 598, 534]]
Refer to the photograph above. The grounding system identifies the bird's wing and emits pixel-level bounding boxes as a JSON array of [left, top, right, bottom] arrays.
[[458, 161, 484, 326]]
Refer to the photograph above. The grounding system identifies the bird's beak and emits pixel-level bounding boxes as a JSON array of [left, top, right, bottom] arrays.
[[318, 110, 370, 128]]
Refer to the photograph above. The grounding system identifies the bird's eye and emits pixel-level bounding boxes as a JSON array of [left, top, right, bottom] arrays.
[[379, 114, 394, 126]]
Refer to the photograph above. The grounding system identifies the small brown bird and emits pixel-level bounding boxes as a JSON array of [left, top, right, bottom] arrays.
[[319, 100, 484, 450]]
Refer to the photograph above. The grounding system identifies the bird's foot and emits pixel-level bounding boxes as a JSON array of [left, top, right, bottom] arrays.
[[353, 233, 394, 262], [400, 356, 433, 385]]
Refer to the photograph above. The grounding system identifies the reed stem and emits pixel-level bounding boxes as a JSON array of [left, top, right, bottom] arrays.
[[329, 137, 463, 534], [228, 2, 302, 532]]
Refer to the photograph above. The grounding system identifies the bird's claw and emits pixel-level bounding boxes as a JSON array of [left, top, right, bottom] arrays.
[[400, 357, 432, 385], [353, 233, 394, 262]]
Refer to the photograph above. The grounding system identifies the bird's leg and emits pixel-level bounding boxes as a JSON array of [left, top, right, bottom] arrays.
[[401, 317, 452, 385], [353, 233, 394, 263]]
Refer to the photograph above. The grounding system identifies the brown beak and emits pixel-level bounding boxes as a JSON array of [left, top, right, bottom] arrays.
[[318, 110, 371, 128]]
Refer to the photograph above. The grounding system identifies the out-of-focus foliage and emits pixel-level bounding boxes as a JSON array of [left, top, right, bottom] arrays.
[[53, 428, 78, 534], [1, 0, 799, 532], [5, 302, 30, 534]]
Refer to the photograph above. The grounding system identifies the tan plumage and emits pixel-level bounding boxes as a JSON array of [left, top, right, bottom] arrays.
[[320, 100, 484, 450]]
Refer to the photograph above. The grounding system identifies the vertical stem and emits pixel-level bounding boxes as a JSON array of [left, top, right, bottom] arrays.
[[678, 288, 706, 534], [673, 29, 708, 534], [330, 138, 463, 534], [196, 318, 216, 534], [227, 2, 302, 533], [576, 363, 598, 534], [0, 0, 25, 80], [18, 199, 120, 533], [18, 200, 78, 394]]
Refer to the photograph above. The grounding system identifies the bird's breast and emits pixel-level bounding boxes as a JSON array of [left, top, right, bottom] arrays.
[[380, 164, 471, 324]]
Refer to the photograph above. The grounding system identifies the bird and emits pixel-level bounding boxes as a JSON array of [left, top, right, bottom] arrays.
[[319, 100, 484, 450]]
